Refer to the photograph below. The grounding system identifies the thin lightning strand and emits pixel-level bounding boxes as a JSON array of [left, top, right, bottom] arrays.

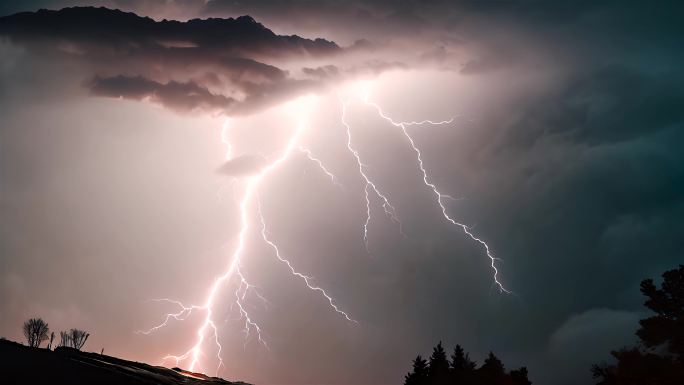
[[340, 100, 403, 251], [397, 118, 455, 126], [298, 146, 343, 188], [364, 99, 511, 294], [234, 265, 268, 348], [136, 299, 206, 335], [257, 200, 357, 323]]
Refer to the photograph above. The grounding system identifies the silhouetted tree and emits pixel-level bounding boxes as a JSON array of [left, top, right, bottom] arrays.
[[58, 331, 72, 348], [22, 318, 49, 348], [404, 355, 428, 385], [450, 344, 476, 384], [69, 329, 89, 350], [427, 342, 451, 385], [592, 347, 683, 385], [593, 265, 684, 384], [510, 367, 532, 385], [637, 265, 684, 358], [451, 344, 477, 371], [401, 343, 532, 385], [479, 352, 506, 385], [47, 332, 55, 350]]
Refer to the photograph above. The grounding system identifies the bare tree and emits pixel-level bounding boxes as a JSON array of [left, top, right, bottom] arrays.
[[47, 332, 55, 350], [23, 318, 50, 348], [58, 331, 72, 348], [69, 329, 89, 350]]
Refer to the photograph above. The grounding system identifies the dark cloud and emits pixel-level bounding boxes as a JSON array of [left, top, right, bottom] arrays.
[[87, 74, 324, 115], [302, 65, 340, 79], [235, 77, 323, 115], [200, 0, 438, 43], [0, 7, 339, 57], [545, 309, 640, 381], [0, 6, 341, 114], [452, 63, 684, 385], [89, 75, 236, 113]]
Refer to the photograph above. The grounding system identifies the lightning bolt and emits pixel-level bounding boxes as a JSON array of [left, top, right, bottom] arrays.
[[340, 99, 404, 252], [298, 147, 343, 188], [362, 98, 510, 294], [141, 84, 511, 379], [135, 299, 206, 336], [233, 264, 268, 349], [142, 97, 356, 376], [177, 111, 307, 374], [257, 200, 356, 322]]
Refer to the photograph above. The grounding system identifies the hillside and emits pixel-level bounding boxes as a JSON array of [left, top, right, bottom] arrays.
[[0, 339, 250, 385]]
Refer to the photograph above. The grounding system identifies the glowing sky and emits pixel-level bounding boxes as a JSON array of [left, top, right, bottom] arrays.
[[1, 2, 683, 385]]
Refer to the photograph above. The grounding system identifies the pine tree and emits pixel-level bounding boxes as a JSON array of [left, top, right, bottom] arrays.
[[510, 367, 532, 385], [451, 344, 477, 371], [479, 351, 506, 385], [450, 344, 477, 384], [405, 355, 428, 385], [427, 342, 450, 385]]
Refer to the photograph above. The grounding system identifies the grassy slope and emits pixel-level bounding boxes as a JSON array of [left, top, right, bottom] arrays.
[[0, 339, 250, 385]]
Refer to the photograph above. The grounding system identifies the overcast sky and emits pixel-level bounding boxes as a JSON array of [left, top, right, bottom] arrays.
[[1, 1, 682, 385]]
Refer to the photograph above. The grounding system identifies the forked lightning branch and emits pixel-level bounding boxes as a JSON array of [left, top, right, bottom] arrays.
[[137, 82, 511, 376]]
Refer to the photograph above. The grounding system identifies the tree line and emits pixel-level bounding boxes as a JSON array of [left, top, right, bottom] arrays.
[[403, 342, 530, 385], [401, 265, 684, 385], [22, 318, 89, 351]]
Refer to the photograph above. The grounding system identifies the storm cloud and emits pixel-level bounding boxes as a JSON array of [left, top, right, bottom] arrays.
[[0, 7, 342, 114], [1, 2, 682, 385]]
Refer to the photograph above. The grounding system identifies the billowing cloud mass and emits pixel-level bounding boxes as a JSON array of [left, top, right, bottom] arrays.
[[89, 75, 237, 112], [0, 2, 682, 385], [0, 7, 341, 114]]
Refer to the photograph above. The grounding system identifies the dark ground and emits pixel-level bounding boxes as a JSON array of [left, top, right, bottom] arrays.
[[0, 339, 250, 385]]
